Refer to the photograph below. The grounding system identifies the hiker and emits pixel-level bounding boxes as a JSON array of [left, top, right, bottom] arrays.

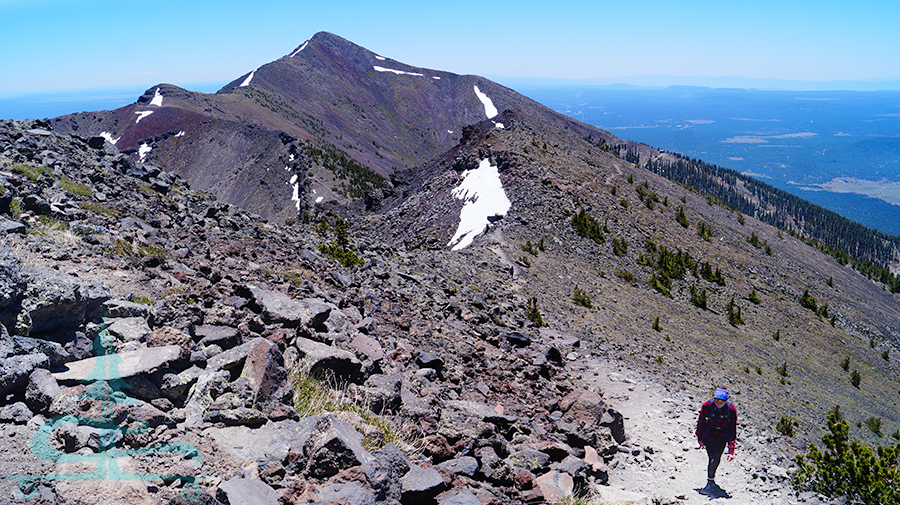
[[696, 387, 737, 495]]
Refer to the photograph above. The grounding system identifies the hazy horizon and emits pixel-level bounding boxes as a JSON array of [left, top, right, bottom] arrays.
[[3, 1, 898, 96]]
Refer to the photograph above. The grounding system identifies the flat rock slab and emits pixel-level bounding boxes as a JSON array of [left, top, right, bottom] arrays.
[[52, 345, 181, 382], [217, 477, 278, 505]]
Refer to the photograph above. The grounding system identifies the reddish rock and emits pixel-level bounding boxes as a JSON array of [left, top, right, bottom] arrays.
[[146, 326, 191, 360]]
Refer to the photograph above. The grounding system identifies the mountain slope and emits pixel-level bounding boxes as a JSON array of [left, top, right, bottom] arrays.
[[50, 32, 596, 223], [355, 104, 900, 449], [46, 30, 900, 448]]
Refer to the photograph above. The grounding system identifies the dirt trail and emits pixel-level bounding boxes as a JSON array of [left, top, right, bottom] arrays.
[[572, 356, 822, 505]]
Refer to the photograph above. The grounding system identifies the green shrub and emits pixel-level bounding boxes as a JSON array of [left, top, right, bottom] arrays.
[[749, 289, 761, 304], [571, 207, 605, 244], [773, 330, 781, 342], [865, 417, 883, 437], [776, 362, 789, 377], [794, 405, 900, 504], [521, 240, 538, 256], [697, 221, 713, 241], [690, 284, 708, 309], [525, 297, 544, 327], [317, 243, 364, 268], [572, 285, 593, 308], [799, 289, 818, 312], [851, 370, 862, 388], [883, 350, 890, 361], [776, 415, 798, 437], [616, 270, 635, 283], [747, 232, 763, 248], [675, 206, 689, 228], [840, 356, 850, 371], [611, 237, 627, 257], [649, 273, 673, 298], [652, 316, 661, 332], [727, 297, 744, 326]]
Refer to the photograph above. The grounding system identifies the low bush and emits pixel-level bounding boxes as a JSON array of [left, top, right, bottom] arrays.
[[794, 406, 900, 504], [572, 285, 593, 308]]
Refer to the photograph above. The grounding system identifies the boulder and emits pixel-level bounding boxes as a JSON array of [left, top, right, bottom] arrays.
[[247, 286, 332, 327], [356, 374, 401, 413], [106, 317, 151, 344], [506, 448, 551, 473], [146, 326, 192, 360], [400, 464, 446, 505], [0, 217, 26, 234], [51, 345, 181, 383], [0, 327, 69, 368], [207, 337, 288, 411], [12, 265, 108, 336], [436, 456, 479, 477], [306, 414, 373, 478], [0, 353, 50, 396], [194, 324, 241, 349], [216, 477, 278, 505], [101, 299, 151, 318], [438, 490, 481, 505], [183, 370, 230, 427], [350, 333, 385, 362], [294, 337, 363, 384], [0, 401, 33, 423], [25, 367, 60, 412], [534, 470, 575, 503], [313, 482, 376, 505]]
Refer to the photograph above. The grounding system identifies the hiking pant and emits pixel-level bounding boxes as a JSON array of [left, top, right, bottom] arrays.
[[705, 438, 728, 480]]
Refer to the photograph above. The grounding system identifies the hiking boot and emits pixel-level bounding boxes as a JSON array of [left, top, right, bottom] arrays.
[[698, 481, 715, 495]]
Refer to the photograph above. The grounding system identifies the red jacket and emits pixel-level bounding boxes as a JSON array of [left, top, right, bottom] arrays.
[[696, 400, 737, 445]]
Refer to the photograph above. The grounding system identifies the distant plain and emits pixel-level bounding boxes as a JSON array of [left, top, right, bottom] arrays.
[[516, 85, 900, 236]]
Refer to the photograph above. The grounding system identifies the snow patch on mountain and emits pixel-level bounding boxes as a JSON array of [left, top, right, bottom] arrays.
[[240, 67, 259, 87], [447, 159, 510, 251], [138, 143, 151, 162], [374, 66, 424, 77], [150, 88, 163, 107], [290, 174, 301, 210], [100, 132, 120, 145], [290, 41, 309, 58], [375, 55, 385, 61], [473, 86, 498, 119], [134, 111, 154, 124], [175, 130, 185, 138]]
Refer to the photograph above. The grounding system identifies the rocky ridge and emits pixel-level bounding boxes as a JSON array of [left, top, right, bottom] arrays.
[[0, 121, 656, 504], [3, 74, 897, 504]]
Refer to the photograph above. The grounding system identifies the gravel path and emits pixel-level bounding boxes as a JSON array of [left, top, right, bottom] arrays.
[[572, 356, 829, 505]]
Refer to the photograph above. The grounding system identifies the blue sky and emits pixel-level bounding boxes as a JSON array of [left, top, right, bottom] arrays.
[[2, 0, 899, 96]]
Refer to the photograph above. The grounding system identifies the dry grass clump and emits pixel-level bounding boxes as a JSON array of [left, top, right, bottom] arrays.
[[289, 360, 422, 455]]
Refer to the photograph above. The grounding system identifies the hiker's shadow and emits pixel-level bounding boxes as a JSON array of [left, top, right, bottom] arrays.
[[695, 486, 731, 499]]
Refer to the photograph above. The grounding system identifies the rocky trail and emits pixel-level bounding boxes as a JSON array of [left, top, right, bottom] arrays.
[[572, 356, 837, 505]]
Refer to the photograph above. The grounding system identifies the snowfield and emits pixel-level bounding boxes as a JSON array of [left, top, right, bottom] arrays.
[[447, 159, 510, 251], [473, 85, 498, 119]]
